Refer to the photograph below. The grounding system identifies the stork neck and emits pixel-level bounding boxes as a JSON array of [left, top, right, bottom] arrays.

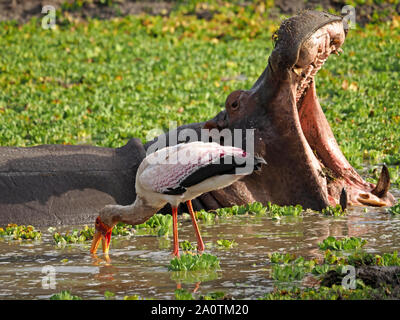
[[99, 196, 162, 227]]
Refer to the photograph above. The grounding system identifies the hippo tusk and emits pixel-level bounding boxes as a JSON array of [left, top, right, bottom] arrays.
[[371, 165, 391, 198], [340, 187, 347, 211], [293, 67, 303, 76]]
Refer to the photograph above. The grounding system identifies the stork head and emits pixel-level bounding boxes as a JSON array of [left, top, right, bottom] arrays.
[[90, 215, 114, 255]]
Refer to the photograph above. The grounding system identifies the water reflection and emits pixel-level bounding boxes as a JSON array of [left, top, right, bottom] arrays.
[[0, 190, 398, 299]]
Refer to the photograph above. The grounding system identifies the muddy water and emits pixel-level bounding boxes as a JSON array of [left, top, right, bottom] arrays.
[[0, 191, 399, 300]]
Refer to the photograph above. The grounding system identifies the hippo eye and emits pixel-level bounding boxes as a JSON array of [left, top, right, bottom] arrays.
[[231, 100, 239, 110]]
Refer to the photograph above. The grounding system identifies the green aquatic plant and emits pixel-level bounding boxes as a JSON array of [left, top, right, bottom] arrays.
[[104, 290, 115, 300], [265, 202, 303, 219], [271, 264, 307, 282], [323, 249, 347, 265], [216, 239, 238, 249], [112, 222, 135, 236], [135, 213, 172, 236], [387, 201, 400, 215], [377, 251, 400, 266], [196, 201, 304, 223], [53, 225, 95, 245], [323, 249, 400, 267], [215, 205, 248, 217], [168, 253, 220, 271], [348, 251, 400, 267], [123, 295, 144, 300], [0, 224, 41, 240], [318, 236, 367, 251], [174, 289, 194, 300], [50, 291, 82, 300], [261, 284, 388, 300], [311, 264, 332, 275], [53, 222, 135, 245], [321, 205, 347, 217], [196, 210, 216, 222], [170, 269, 220, 284], [180, 240, 197, 251], [175, 289, 229, 300], [270, 255, 316, 282], [200, 291, 229, 300], [268, 252, 297, 264]]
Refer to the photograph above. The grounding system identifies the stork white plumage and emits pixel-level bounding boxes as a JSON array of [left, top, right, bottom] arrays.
[[90, 141, 266, 257]]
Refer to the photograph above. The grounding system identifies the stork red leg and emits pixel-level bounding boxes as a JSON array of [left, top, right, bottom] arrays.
[[172, 206, 180, 257], [186, 200, 205, 253]]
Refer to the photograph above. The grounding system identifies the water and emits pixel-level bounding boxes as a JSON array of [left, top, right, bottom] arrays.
[[0, 190, 399, 300]]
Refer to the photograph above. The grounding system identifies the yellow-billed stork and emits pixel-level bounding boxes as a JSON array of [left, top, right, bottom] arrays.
[[90, 141, 266, 257]]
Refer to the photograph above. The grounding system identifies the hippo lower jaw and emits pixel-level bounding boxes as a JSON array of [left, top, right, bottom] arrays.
[[203, 11, 394, 211]]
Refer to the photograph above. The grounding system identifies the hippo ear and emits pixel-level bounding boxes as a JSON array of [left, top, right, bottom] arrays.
[[203, 119, 218, 130], [203, 110, 228, 131]]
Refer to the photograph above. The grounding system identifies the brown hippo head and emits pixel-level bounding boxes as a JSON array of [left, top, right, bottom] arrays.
[[202, 10, 395, 211]]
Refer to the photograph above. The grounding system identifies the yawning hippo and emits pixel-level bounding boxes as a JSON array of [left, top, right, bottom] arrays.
[[187, 10, 396, 211], [0, 10, 394, 226]]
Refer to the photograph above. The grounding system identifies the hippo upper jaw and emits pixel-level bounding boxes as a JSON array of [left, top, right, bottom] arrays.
[[204, 11, 394, 210]]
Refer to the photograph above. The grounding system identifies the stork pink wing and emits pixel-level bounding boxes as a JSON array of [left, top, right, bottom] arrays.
[[139, 142, 247, 194]]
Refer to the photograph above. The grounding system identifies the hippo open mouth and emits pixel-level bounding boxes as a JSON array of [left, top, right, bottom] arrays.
[[202, 11, 395, 211]]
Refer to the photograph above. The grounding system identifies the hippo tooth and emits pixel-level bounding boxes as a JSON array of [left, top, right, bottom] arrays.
[[293, 67, 303, 76], [371, 165, 391, 198], [340, 187, 347, 211]]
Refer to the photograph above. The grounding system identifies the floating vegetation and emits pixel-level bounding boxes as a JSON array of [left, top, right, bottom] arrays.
[[170, 269, 220, 284], [265, 202, 303, 219], [318, 236, 367, 251], [265, 246, 400, 299], [135, 214, 173, 236], [323, 249, 400, 267], [270, 256, 316, 282], [168, 253, 220, 271], [387, 201, 400, 215], [261, 285, 389, 300], [311, 264, 332, 275], [175, 289, 194, 300], [180, 240, 197, 251], [196, 210, 216, 223], [271, 264, 307, 282], [0, 224, 41, 241], [52, 223, 135, 245], [216, 239, 238, 249], [123, 295, 143, 300], [196, 202, 304, 223], [321, 205, 347, 217], [112, 223, 135, 236], [50, 291, 82, 300], [104, 291, 115, 300], [268, 252, 297, 264], [53, 225, 95, 245], [175, 289, 230, 300]]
